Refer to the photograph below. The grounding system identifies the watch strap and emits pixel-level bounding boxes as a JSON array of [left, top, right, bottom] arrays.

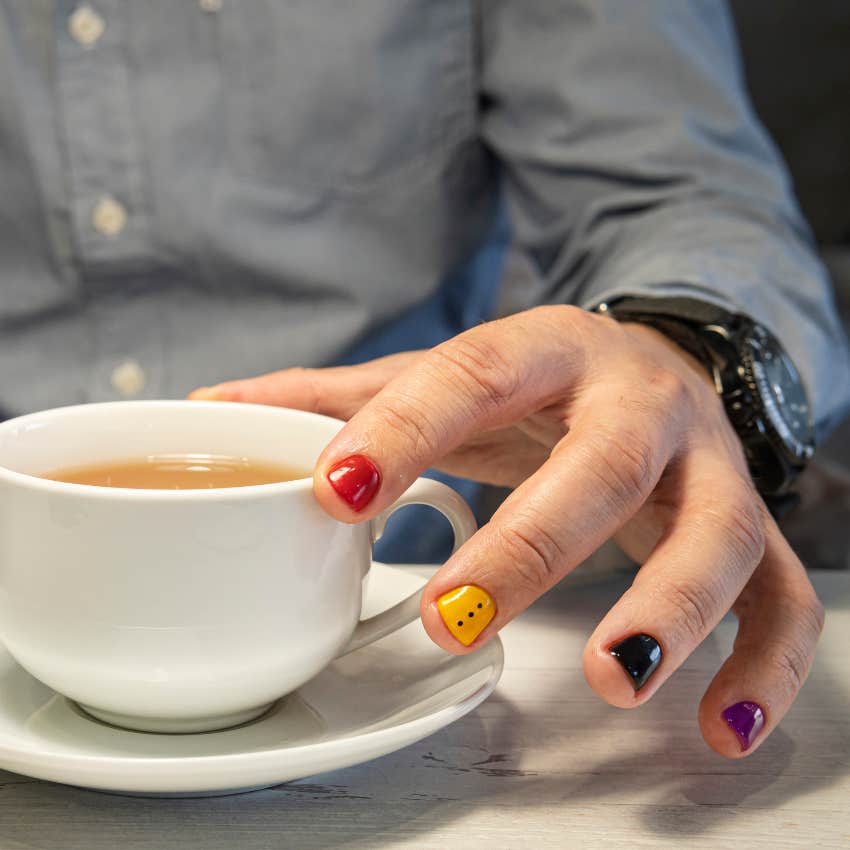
[[597, 297, 737, 379], [598, 296, 733, 327]]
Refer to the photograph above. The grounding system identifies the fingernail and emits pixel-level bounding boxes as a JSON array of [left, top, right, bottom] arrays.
[[722, 701, 765, 751], [437, 586, 496, 646], [609, 634, 662, 691], [327, 454, 381, 512]]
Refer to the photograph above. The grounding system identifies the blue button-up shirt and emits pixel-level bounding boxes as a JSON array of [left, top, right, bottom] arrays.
[[2, 1, 849, 556]]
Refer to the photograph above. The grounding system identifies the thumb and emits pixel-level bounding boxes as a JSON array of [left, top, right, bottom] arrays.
[[188, 352, 422, 421]]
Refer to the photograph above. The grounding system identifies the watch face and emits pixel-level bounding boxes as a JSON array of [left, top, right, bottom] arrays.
[[749, 329, 814, 460]]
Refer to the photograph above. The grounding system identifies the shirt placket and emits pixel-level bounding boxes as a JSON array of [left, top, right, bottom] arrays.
[[55, 0, 153, 268], [54, 0, 167, 401]]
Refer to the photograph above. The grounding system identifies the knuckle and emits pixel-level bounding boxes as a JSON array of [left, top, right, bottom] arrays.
[[767, 639, 813, 694], [534, 305, 598, 367], [646, 365, 690, 410], [723, 506, 766, 567], [522, 304, 596, 365], [723, 495, 766, 567], [807, 594, 827, 638], [699, 480, 766, 569], [289, 367, 325, 413], [662, 578, 720, 643], [789, 590, 826, 643], [432, 333, 522, 414], [581, 425, 658, 510], [531, 303, 589, 331], [755, 592, 822, 695], [495, 520, 564, 595], [372, 397, 441, 463]]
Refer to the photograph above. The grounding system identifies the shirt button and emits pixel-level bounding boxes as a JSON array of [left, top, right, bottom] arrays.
[[92, 196, 127, 236], [111, 360, 146, 397], [198, 0, 223, 11], [68, 5, 106, 47]]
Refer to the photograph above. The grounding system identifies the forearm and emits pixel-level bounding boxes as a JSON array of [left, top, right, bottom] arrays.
[[573, 196, 850, 442], [481, 0, 850, 438]]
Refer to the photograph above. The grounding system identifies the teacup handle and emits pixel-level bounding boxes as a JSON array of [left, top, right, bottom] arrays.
[[335, 477, 478, 657]]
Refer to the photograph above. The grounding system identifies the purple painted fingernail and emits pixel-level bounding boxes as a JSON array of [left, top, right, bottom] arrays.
[[722, 701, 765, 751]]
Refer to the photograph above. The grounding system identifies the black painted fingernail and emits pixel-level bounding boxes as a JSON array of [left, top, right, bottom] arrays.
[[722, 701, 765, 751], [609, 634, 662, 691]]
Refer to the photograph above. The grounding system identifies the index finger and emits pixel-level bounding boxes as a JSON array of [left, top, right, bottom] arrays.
[[312, 307, 588, 521]]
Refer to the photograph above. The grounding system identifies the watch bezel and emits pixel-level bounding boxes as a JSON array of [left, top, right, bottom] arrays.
[[740, 325, 814, 466]]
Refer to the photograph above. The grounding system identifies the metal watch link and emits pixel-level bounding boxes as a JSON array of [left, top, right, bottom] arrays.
[[596, 296, 815, 497]]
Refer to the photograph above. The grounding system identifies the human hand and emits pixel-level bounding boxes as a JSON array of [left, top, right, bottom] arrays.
[[190, 306, 823, 757]]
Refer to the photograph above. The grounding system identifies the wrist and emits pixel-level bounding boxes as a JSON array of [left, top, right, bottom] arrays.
[[621, 321, 717, 393], [596, 296, 814, 496]]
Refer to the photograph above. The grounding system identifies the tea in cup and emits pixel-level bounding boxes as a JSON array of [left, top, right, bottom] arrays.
[[0, 401, 476, 733]]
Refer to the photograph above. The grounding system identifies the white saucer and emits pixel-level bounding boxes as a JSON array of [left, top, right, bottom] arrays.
[[0, 564, 503, 796]]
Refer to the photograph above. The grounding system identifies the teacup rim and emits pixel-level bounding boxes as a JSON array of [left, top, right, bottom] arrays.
[[0, 400, 343, 502]]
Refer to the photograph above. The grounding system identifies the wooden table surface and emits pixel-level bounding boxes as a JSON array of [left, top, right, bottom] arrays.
[[1, 565, 848, 849]]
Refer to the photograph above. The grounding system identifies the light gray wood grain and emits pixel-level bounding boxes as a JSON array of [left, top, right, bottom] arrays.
[[1, 568, 848, 850]]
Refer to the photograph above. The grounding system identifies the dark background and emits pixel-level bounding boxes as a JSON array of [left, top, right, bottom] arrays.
[[732, 0, 850, 245], [730, 0, 849, 566]]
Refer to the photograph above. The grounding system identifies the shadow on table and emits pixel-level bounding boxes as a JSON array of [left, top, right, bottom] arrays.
[[0, 684, 572, 849], [0, 700, 523, 850], [524, 571, 850, 839], [1, 571, 847, 849]]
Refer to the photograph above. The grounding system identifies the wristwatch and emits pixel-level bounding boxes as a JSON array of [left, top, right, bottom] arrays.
[[596, 296, 815, 497]]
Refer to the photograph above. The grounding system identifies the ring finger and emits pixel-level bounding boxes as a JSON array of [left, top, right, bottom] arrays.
[[583, 449, 766, 708]]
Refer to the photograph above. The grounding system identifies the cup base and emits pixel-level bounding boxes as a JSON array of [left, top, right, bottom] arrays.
[[76, 701, 276, 734]]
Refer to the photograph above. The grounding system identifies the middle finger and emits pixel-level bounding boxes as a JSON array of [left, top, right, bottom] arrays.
[[420, 399, 679, 651]]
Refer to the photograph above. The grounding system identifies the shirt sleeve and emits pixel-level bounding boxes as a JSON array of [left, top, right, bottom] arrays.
[[479, 0, 850, 440]]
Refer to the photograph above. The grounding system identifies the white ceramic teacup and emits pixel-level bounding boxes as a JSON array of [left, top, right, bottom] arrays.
[[0, 401, 476, 733]]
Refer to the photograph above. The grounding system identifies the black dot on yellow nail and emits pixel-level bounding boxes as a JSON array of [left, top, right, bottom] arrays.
[[477, 603, 483, 609], [456, 620, 463, 627]]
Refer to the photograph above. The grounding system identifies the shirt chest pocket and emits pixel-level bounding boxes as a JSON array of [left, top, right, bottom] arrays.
[[219, 0, 474, 193]]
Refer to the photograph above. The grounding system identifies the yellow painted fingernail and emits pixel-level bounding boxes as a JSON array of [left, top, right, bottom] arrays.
[[437, 585, 496, 646]]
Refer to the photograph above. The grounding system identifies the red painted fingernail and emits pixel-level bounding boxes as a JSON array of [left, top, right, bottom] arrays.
[[327, 455, 381, 512]]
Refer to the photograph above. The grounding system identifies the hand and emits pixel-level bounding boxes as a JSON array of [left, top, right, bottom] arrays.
[[190, 306, 823, 758]]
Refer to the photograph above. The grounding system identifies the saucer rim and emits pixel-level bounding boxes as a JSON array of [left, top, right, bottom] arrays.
[[0, 563, 504, 793]]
